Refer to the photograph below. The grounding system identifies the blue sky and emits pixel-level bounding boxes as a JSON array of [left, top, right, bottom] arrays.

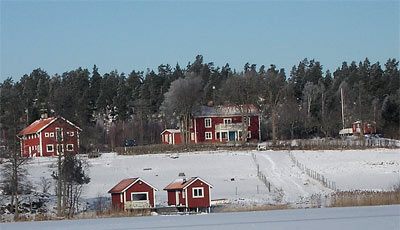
[[1, 0, 399, 82]]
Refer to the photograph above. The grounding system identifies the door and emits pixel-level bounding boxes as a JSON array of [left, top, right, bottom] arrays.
[[229, 131, 235, 141]]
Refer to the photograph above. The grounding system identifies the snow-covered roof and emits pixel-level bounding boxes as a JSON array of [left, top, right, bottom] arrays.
[[164, 177, 213, 190], [192, 105, 259, 117], [160, 129, 180, 135]]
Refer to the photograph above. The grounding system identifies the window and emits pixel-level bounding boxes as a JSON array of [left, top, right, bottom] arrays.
[[205, 132, 212, 140], [70, 132, 74, 137], [66, 144, 74, 151], [45, 132, 49, 137], [224, 118, 232, 125], [46, 144, 54, 152], [55, 128, 63, 141], [131, 192, 148, 201], [243, 117, 251, 126], [192, 187, 204, 198], [49, 132, 55, 137], [247, 131, 251, 139], [222, 132, 228, 139], [216, 132, 220, 139], [205, 118, 212, 128]]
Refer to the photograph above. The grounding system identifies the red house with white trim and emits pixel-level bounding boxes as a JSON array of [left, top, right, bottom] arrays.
[[164, 177, 213, 212], [161, 105, 260, 145], [108, 177, 158, 210], [160, 129, 182, 145], [17, 116, 82, 157]]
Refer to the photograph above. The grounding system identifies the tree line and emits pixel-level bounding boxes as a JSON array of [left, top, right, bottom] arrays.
[[0, 55, 399, 152]]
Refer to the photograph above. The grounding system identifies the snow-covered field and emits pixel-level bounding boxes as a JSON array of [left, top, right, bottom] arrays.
[[290, 149, 400, 190], [2, 205, 399, 230], [23, 149, 399, 207]]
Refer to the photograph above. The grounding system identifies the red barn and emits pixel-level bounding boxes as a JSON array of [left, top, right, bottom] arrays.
[[17, 116, 82, 157], [108, 178, 158, 210], [160, 129, 182, 145], [161, 105, 260, 145], [164, 177, 213, 212]]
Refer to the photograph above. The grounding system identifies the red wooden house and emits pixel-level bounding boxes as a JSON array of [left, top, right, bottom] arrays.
[[160, 129, 182, 145], [17, 116, 82, 157], [164, 177, 213, 212], [108, 177, 158, 210], [161, 105, 260, 145]]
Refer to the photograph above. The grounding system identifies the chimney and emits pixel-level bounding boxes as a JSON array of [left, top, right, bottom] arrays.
[[41, 113, 48, 119]]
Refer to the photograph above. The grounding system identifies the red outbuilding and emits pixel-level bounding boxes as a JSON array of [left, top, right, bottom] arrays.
[[160, 129, 182, 145], [17, 115, 82, 157], [164, 177, 213, 212], [108, 177, 158, 210]]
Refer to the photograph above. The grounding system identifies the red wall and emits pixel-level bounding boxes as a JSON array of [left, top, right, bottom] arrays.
[[186, 180, 210, 208], [40, 119, 80, 156], [21, 134, 40, 157], [124, 181, 155, 207], [111, 193, 123, 210], [161, 132, 182, 145]]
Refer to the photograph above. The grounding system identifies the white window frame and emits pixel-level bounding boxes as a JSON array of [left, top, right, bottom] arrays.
[[70, 132, 74, 137], [45, 132, 49, 137], [46, 144, 54, 152], [205, 118, 212, 128], [223, 118, 232, 125], [205, 132, 212, 140], [50, 132, 55, 137], [131, 192, 149, 201], [192, 187, 204, 198], [222, 132, 228, 139], [66, 144, 74, 151], [247, 131, 251, 139]]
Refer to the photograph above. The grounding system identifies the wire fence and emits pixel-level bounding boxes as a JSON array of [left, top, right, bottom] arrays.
[[252, 152, 271, 192], [288, 151, 338, 191]]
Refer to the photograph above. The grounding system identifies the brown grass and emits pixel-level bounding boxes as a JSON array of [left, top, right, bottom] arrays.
[[329, 190, 400, 207], [213, 204, 292, 213]]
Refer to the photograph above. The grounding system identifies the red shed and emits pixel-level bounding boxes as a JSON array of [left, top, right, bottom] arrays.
[[108, 177, 158, 210], [160, 129, 182, 145], [17, 116, 82, 157], [164, 177, 213, 212]]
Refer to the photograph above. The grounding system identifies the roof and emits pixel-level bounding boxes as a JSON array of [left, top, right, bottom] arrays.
[[108, 177, 158, 193], [160, 129, 180, 135], [17, 117, 82, 136], [192, 105, 259, 117], [164, 177, 213, 190], [17, 117, 56, 136]]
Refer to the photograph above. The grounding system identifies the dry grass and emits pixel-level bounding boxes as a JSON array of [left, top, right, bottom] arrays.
[[329, 190, 400, 207], [213, 204, 292, 213]]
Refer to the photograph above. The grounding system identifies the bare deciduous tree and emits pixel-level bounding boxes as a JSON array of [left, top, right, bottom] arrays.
[[161, 72, 203, 144]]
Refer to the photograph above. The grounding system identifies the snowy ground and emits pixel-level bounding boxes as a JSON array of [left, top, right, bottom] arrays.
[[21, 149, 400, 208], [290, 149, 400, 190], [2, 205, 399, 230]]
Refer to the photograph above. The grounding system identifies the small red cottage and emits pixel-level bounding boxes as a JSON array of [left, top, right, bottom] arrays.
[[160, 129, 182, 145], [108, 177, 158, 210], [164, 177, 213, 212], [17, 115, 82, 157]]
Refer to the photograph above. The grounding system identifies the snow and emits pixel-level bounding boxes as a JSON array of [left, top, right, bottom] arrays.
[[2, 205, 399, 230], [22, 149, 400, 208], [290, 149, 400, 190]]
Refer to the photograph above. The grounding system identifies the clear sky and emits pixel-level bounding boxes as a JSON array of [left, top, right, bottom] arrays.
[[1, 0, 399, 82]]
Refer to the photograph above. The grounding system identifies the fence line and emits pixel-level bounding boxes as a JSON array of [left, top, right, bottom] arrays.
[[252, 152, 271, 192], [261, 138, 400, 149], [288, 151, 338, 191]]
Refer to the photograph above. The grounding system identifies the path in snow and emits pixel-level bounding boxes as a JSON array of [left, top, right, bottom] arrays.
[[255, 151, 331, 203]]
